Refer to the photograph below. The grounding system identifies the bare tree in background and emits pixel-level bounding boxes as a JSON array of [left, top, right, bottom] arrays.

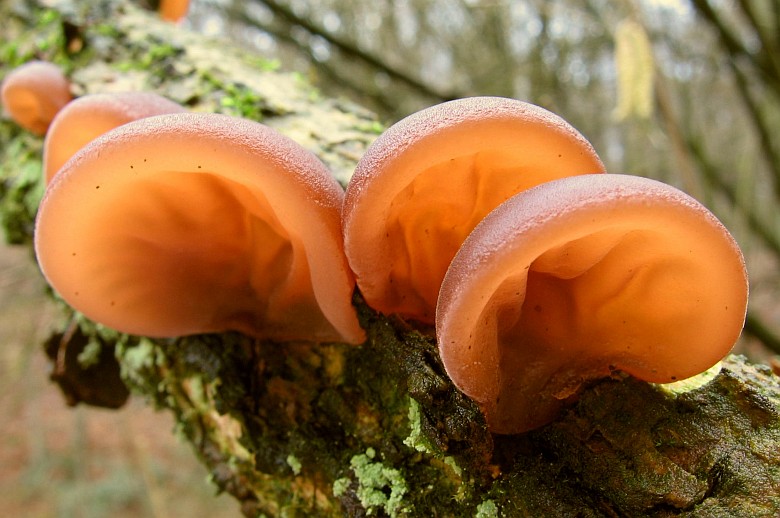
[[190, 0, 779, 352]]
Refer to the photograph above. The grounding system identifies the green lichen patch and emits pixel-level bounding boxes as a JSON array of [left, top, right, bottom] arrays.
[[475, 499, 498, 518], [403, 397, 432, 453], [286, 454, 302, 476], [348, 447, 408, 516], [117, 337, 168, 392], [332, 477, 350, 498]]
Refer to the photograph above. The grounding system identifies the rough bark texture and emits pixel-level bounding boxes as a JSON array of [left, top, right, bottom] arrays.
[[1, 1, 779, 516]]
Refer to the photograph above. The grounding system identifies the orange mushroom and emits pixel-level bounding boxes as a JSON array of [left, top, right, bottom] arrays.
[[43, 92, 185, 183], [436, 174, 749, 434], [35, 112, 364, 344], [0, 61, 72, 135], [159, 0, 191, 22], [342, 97, 606, 324]]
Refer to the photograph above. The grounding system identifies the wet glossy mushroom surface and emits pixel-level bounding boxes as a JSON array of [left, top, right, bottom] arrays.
[[343, 97, 606, 324], [436, 174, 749, 434], [35, 112, 364, 344]]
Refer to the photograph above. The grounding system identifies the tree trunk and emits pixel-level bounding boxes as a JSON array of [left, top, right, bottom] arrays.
[[1, 1, 779, 516]]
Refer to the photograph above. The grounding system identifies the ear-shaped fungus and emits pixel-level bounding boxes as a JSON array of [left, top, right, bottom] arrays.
[[35, 113, 364, 344], [43, 92, 185, 184], [343, 97, 606, 324], [159, 0, 191, 22], [0, 61, 72, 135], [436, 174, 748, 434]]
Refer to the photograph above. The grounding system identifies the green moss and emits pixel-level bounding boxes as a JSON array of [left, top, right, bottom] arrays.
[[292, 71, 322, 102], [33, 10, 68, 56], [353, 119, 385, 135], [138, 41, 182, 70], [247, 57, 282, 72], [0, 138, 44, 244], [0, 6, 87, 245], [0, 8, 70, 68], [92, 22, 122, 38], [218, 84, 265, 120]]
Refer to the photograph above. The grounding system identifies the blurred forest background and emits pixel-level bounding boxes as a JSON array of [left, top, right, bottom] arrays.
[[182, 0, 779, 355], [1, 0, 778, 516]]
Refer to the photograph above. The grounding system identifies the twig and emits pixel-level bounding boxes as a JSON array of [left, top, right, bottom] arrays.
[[690, 0, 780, 93], [253, 0, 462, 102], [745, 311, 780, 355]]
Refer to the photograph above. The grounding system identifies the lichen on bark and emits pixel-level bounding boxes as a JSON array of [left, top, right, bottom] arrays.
[[1, 1, 779, 516]]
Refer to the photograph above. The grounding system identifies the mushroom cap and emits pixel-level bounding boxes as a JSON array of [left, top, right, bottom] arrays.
[[43, 92, 186, 184], [1, 61, 72, 135], [436, 174, 748, 434], [159, 0, 190, 22], [35, 112, 364, 344], [343, 96, 606, 324]]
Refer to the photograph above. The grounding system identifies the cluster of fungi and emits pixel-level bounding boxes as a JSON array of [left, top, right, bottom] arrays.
[[1, 58, 748, 434]]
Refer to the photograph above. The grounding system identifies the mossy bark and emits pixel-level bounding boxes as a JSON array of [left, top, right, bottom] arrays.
[[1, 1, 779, 516]]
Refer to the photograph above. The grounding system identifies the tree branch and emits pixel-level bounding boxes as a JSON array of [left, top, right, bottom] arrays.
[[745, 312, 780, 355], [691, 0, 780, 94], [225, 3, 400, 116], [725, 57, 780, 199], [735, 0, 780, 84], [2, 1, 779, 516], [254, 0, 462, 103]]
